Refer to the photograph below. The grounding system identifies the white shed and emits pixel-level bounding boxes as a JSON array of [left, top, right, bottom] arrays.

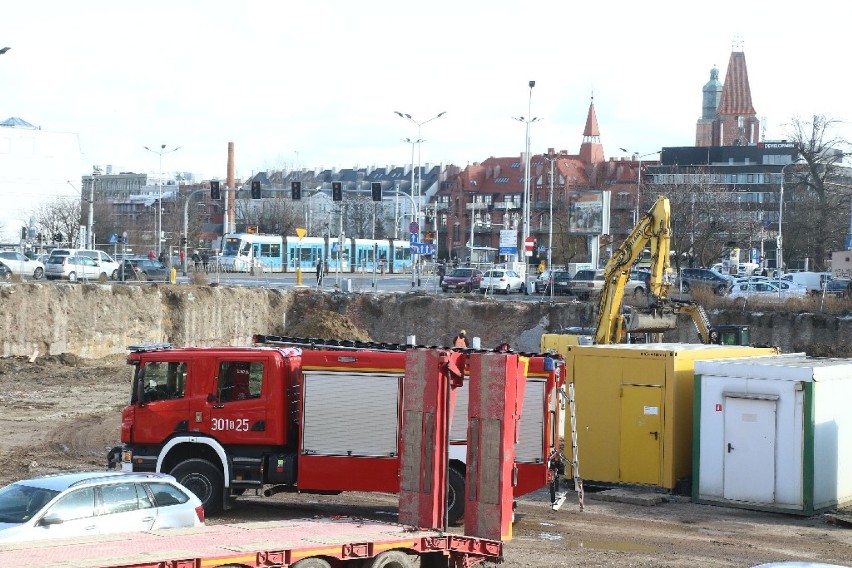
[[693, 355, 852, 514]]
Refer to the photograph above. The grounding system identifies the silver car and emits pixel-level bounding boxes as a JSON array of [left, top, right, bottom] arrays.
[[0, 471, 204, 543]]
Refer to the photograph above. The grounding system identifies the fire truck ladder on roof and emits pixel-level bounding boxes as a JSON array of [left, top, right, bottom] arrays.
[[566, 381, 584, 510]]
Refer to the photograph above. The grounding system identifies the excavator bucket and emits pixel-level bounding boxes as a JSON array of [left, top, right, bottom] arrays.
[[624, 309, 678, 333]]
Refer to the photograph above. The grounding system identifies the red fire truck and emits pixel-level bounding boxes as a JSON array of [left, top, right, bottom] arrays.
[[109, 336, 566, 523], [1, 349, 521, 567]]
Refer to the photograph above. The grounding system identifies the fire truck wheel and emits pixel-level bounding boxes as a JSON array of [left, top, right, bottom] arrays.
[[367, 550, 414, 568], [170, 458, 224, 515], [447, 466, 465, 525], [292, 558, 332, 568]]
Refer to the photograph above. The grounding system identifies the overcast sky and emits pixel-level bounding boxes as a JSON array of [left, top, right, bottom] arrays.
[[2, 0, 849, 181]]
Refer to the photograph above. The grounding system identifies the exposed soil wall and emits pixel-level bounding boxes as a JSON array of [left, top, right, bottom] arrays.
[[2, 282, 852, 358]]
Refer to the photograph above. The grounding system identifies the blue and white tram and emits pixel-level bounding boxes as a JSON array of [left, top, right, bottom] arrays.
[[219, 233, 284, 272], [280, 236, 413, 274]]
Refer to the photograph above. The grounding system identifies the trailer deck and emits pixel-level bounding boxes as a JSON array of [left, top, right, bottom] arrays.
[[0, 517, 500, 567]]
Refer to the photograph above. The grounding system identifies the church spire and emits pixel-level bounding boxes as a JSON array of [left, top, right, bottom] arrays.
[[579, 95, 604, 164]]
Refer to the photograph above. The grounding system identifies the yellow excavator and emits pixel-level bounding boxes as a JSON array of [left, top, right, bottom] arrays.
[[542, 195, 750, 350]]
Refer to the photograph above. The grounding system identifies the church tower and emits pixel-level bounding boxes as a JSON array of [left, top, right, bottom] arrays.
[[695, 46, 760, 147], [579, 96, 605, 164], [695, 66, 723, 146]]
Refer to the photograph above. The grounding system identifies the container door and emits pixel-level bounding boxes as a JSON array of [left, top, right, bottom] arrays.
[[619, 385, 663, 485], [723, 396, 777, 503]]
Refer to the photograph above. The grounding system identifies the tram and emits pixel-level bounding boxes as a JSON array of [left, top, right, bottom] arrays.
[[219, 233, 414, 273]]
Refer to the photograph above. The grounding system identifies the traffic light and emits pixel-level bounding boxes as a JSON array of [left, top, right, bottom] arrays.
[[210, 180, 221, 200], [20, 227, 26, 240], [371, 182, 382, 202], [180, 236, 188, 246], [332, 181, 342, 202], [251, 180, 262, 199], [291, 181, 302, 200], [54, 232, 63, 243]]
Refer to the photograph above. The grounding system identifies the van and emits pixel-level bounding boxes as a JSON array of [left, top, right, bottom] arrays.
[[47, 249, 120, 280], [780, 271, 832, 293]]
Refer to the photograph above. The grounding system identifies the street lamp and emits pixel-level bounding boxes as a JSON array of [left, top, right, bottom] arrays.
[[777, 159, 802, 297], [401, 137, 423, 238], [394, 110, 446, 240], [86, 166, 103, 249], [144, 144, 181, 255], [182, 189, 208, 276], [619, 148, 660, 224], [513, 80, 540, 279]]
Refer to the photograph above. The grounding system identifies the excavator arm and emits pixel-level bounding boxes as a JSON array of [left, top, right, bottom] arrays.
[[595, 196, 673, 344]]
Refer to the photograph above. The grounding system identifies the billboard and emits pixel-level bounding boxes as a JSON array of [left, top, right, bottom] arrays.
[[567, 191, 604, 235]]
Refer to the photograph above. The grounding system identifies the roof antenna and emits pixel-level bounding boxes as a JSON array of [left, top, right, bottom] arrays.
[[732, 34, 744, 52]]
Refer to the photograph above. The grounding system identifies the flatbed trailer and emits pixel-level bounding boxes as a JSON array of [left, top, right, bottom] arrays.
[[0, 518, 500, 567]]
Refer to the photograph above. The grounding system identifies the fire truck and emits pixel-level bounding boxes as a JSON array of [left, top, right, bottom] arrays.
[[109, 335, 566, 523], [2, 349, 520, 567]]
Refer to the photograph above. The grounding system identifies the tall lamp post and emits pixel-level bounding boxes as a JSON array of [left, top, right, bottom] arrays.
[[394, 111, 446, 239], [87, 166, 103, 249], [182, 189, 207, 276], [619, 148, 660, 224], [513, 80, 539, 279], [144, 144, 181, 255], [777, 160, 802, 297]]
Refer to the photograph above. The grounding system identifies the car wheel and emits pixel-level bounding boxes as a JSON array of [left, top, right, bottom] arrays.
[[2, 272, 11, 281], [68, 271, 77, 283], [502, 284, 510, 295], [110, 269, 119, 280], [170, 458, 224, 515], [33, 267, 44, 280], [139, 271, 148, 281], [97, 272, 108, 284], [681, 282, 690, 293]]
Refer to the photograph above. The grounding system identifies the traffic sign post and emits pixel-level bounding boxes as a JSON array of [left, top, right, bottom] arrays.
[[524, 236, 535, 256]]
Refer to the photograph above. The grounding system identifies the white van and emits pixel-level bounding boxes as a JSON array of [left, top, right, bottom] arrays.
[[781, 271, 832, 294], [47, 249, 121, 280]]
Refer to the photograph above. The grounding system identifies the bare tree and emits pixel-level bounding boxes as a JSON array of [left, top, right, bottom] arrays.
[[30, 198, 82, 247], [642, 177, 742, 269], [784, 115, 852, 271]]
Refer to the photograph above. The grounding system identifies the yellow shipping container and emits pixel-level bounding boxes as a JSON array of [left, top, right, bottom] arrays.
[[564, 343, 777, 491]]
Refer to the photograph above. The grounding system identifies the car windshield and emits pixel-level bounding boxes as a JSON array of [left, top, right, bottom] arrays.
[[0, 483, 60, 523]]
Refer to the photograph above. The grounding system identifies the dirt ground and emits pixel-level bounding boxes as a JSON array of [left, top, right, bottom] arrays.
[[1, 354, 851, 567]]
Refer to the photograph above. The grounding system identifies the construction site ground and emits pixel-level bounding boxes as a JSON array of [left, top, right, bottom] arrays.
[[1, 354, 851, 567]]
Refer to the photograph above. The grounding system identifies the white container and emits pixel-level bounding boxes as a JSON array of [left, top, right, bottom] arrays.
[[693, 355, 852, 514]]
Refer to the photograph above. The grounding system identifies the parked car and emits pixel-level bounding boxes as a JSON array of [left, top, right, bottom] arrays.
[[441, 268, 484, 293], [0, 251, 44, 280], [567, 269, 605, 300], [121, 258, 170, 281], [675, 268, 732, 295], [47, 249, 121, 280], [44, 254, 109, 282], [823, 278, 851, 298], [727, 280, 808, 305], [479, 269, 524, 294], [0, 262, 11, 281], [567, 269, 647, 300], [535, 270, 572, 295], [0, 471, 204, 543]]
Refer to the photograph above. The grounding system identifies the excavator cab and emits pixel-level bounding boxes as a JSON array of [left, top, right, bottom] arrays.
[[708, 325, 751, 346]]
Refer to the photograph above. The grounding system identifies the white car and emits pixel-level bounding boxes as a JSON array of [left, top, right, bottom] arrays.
[[479, 269, 524, 294], [727, 280, 808, 304], [44, 254, 110, 282], [0, 471, 204, 543], [0, 251, 45, 280]]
